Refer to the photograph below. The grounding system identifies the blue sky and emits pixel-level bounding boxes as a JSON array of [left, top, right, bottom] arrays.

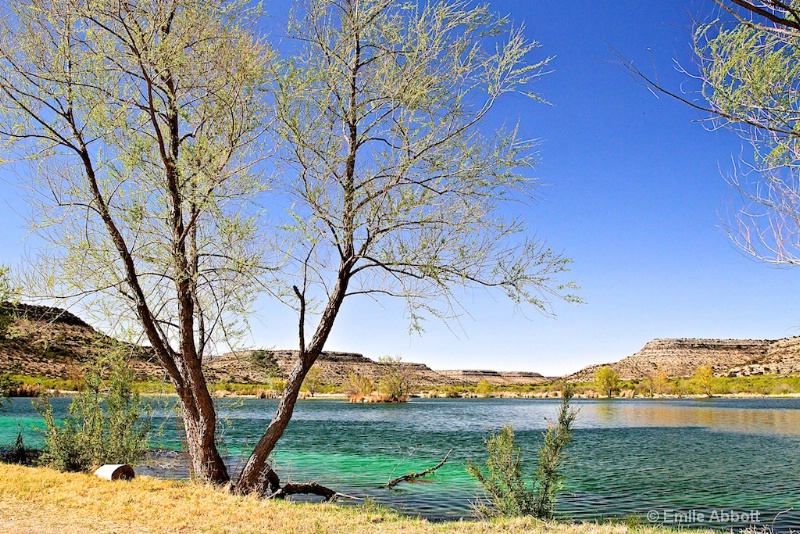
[[1, 0, 798, 375]]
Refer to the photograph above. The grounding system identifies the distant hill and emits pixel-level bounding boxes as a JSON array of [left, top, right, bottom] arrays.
[[567, 337, 800, 381], [0, 302, 163, 380], [204, 350, 461, 387], [0, 303, 549, 388]]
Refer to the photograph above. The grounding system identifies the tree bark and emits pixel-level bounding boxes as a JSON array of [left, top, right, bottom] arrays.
[[234, 268, 352, 494]]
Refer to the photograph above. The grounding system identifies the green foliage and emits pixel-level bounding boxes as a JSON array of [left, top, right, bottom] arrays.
[[301, 366, 324, 397], [346, 372, 375, 401], [273, 0, 579, 340], [672, 378, 687, 398], [250, 350, 280, 378], [690, 365, 715, 397], [476, 380, 494, 396], [689, 4, 800, 265], [532, 386, 578, 519], [377, 357, 413, 402], [37, 351, 150, 472], [595, 366, 620, 398], [467, 386, 577, 518], [467, 426, 529, 517], [0, 265, 16, 340], [0, 374, 21, 407]]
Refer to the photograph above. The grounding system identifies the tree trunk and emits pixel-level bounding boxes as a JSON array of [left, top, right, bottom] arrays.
[[174, 376, 230, 484], [233, 357, 308, 493]]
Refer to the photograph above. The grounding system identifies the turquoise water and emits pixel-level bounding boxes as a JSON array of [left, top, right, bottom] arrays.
[[2, 397, 799, 531]]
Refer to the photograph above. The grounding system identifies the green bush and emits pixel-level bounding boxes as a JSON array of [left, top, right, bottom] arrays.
[[467, 385, 577, 518], [250, 349, 280, 377], [37, 350, 150, 472], [377, 356, 413, 402], [0, 374, 21, 407]]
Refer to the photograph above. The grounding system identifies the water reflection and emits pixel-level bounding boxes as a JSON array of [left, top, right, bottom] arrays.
[[578, 399, 800, 435]]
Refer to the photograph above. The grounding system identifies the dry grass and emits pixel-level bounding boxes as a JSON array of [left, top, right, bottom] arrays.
[[0, 463, 712, 534]]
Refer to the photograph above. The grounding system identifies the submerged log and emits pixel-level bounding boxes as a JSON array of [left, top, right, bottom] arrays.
[[382, 450, 452, 489]]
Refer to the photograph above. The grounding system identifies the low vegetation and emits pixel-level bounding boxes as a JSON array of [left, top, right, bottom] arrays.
[[37, 351, 150, 472], [346, 371, 376, 402], [3, 368, 800, 401]]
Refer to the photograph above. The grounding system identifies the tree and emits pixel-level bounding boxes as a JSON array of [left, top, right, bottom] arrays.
[[652, 366, 670, 396], [695, 2, 800, 265], [234, 0, 579, 493], [476, 379, 495, 397], [377, 356, 414, 402], [691, 365, 716, 397], [595, 366, 620, 398], [345, 371, 375, 402], [301, 366, 323, 397], [629, 1, 800, 266], [0, 0, 268, 484]]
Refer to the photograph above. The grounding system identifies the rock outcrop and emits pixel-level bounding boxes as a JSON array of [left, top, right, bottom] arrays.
[[568, 337, 800, 381], [436, 369, 548, 385]]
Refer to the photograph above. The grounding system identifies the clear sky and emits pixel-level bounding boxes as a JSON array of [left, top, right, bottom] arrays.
[[1, 0, 798, 376]]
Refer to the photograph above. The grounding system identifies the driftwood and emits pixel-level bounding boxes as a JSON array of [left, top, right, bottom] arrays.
[[260, 464, 356, 502], [382, 450, 452, 489], [270, 482, 339, 502]]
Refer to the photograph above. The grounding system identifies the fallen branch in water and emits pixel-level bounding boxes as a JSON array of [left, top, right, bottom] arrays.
[[270, 482, 335, 502], [382, 450, 452, 489], [260, 466, 358, 502]]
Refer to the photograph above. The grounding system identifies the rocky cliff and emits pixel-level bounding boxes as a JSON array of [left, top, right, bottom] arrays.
[[436, 369, 548, 385], [568, 337, 800, 381]]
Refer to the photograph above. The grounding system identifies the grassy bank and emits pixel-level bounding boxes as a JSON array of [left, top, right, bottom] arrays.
[[0, 463, 710, 534], [6, 372, 800, 399]]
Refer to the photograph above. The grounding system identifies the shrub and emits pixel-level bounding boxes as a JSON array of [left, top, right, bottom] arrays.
[[346, 371, 375, 402], [467, 385, 577, 518], [37, 350, 150, 472]]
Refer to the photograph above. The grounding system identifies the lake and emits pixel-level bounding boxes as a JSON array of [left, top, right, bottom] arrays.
[[2, 396, 799, 531]]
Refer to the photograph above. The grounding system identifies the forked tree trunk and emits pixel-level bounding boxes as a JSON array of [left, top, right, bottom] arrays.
[[175, 384, 230, 484]]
